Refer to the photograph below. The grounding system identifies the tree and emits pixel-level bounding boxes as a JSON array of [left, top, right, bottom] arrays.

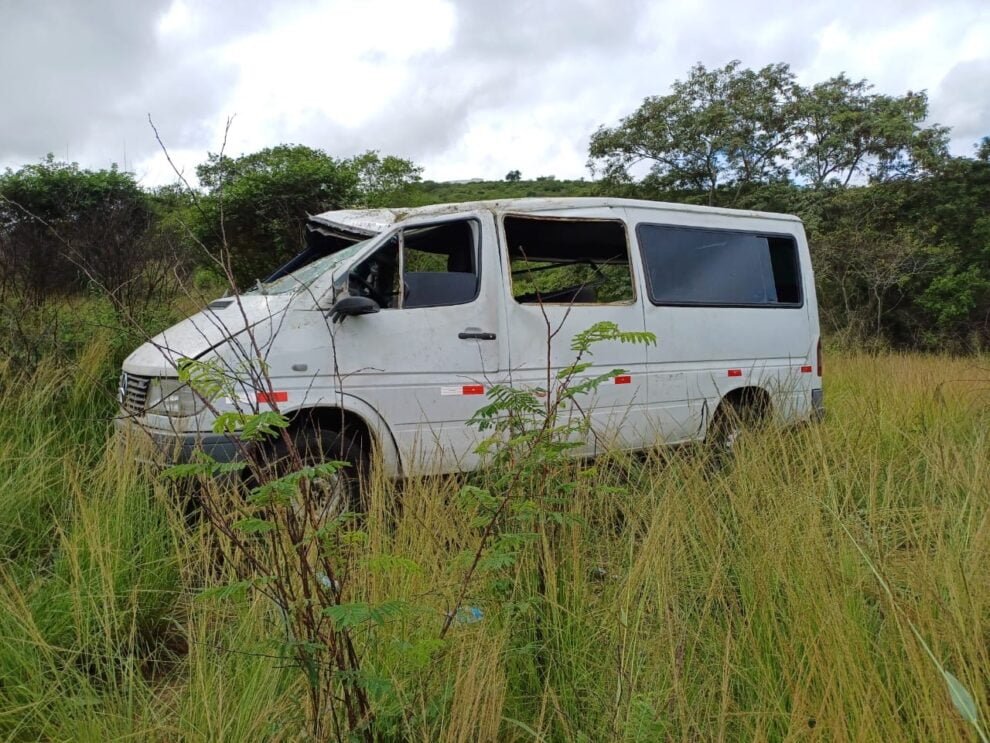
[[908, 154, 990, 344], [0, 155, 171, 306], [348, 150, 422, 207], [194, 145, 360, 286], [194, 145, 423, 285], [588, 61, 799, 204], [800, 161, 990, 349], [588, 62, 949, 203], [505, 169, 522, 182], [793, 75, 949, 187]]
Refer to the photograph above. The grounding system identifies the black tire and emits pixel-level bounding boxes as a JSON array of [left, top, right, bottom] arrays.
[[706, 400, 762, 470], [249, 426, 366, 524]]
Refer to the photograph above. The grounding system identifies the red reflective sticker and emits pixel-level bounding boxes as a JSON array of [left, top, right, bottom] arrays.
[[257, 391, 288, 403], [728, 369, 742, 377], [800, 365, 813, 373], [462, 385, 484, 395], [614, 375, 632, 385]]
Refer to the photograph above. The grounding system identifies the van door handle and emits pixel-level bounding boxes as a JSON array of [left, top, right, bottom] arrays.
[[458, 329, 496, 341]]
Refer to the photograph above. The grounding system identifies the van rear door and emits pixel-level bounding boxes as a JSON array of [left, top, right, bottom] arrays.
[[634, 218, 813, 440]]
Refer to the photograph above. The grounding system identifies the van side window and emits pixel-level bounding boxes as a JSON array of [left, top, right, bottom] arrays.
[[349, 219, 480, 309], [637, 224, 802, 306], [504, 216, 635, 304]]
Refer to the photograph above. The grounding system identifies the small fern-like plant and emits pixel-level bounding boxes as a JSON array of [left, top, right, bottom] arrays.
[[442, 321, 655, 637]]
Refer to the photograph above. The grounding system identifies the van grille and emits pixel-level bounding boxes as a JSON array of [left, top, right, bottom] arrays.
[[118, 373, 151, 416]]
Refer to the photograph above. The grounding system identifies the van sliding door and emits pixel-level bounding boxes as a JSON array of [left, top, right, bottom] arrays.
[[500, 210, 651, 454]]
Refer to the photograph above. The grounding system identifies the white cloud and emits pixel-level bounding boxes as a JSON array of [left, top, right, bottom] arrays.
[[1, 0, 987, 185], [217, 0, 455, 132], [157, 0, 194, 36]]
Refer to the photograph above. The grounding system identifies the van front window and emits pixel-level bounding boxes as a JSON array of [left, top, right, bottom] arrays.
[[250, 239, 371, 295]]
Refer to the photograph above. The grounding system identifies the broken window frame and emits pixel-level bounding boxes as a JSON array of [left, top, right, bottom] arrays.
[[501, 214, 637, 306], [348, 218, 481, 310]]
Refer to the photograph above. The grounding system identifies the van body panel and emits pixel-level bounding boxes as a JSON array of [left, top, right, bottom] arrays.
[[122, 295, 293, 376], [324, 210, 506, 474], [625, 205, 817, 441]]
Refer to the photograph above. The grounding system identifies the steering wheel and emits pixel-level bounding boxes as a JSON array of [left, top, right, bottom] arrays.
[[349, 273, 388, 307]]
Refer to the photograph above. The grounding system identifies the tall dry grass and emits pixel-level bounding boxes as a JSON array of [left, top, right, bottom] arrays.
[[0, 346, 987, 740]]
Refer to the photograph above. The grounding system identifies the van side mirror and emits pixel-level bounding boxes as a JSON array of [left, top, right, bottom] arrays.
[[329, 295, 380, 324]]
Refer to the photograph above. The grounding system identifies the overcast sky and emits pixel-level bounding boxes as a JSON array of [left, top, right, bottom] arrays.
[[1, 0, 988, 187]]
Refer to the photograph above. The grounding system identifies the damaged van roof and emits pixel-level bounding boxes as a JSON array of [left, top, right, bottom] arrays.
[[307, 197, 802, 235]]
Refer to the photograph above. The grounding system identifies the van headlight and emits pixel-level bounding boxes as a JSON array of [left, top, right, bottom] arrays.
[[146, 378, 206, 417]]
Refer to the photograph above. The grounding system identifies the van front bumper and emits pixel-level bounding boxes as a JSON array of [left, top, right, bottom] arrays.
[[113, 417, 244, 465]]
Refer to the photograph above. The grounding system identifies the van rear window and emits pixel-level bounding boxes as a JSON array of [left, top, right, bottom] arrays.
[[636, 224, 802, 307]]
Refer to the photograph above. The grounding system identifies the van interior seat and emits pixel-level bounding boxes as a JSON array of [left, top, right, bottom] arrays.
[[404, 272, 478, 308]]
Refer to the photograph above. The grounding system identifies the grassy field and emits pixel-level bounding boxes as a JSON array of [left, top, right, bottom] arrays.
[[0, 344, 987, 741]]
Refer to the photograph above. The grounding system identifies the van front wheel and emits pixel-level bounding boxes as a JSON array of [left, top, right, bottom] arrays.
[[251, 427, 365, 524]]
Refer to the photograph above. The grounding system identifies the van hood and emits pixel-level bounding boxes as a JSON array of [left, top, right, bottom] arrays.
[[122, 295, 293, 376]]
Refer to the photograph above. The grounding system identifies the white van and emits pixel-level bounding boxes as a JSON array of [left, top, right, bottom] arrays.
[[116, 197, 823, 487]]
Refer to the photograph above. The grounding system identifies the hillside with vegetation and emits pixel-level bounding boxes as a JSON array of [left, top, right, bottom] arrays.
[[0, 61, 988, 740]]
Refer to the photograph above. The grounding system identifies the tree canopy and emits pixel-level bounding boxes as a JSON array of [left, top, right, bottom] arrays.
[[589, 61, 949, 203], [585, 61, 987, 348], [193, 145, 421, 286], [0, 156, 164, 304]]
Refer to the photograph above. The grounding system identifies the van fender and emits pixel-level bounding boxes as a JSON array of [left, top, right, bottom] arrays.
[[708, 384, 773, 435], [339, 392, 403, 476], [279, 391, 404, 478]]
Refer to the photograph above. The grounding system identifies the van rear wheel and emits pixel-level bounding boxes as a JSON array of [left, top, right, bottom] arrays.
[[706, 399, 763, 469]]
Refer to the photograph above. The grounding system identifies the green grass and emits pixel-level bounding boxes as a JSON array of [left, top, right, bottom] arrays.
[[0, 345, 987, 740]]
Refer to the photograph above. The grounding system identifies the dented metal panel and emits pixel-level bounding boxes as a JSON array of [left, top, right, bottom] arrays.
[[307, 208, 400, 236]]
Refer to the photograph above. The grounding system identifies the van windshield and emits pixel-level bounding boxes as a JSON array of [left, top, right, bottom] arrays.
[[249, 239, 372, 295]]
